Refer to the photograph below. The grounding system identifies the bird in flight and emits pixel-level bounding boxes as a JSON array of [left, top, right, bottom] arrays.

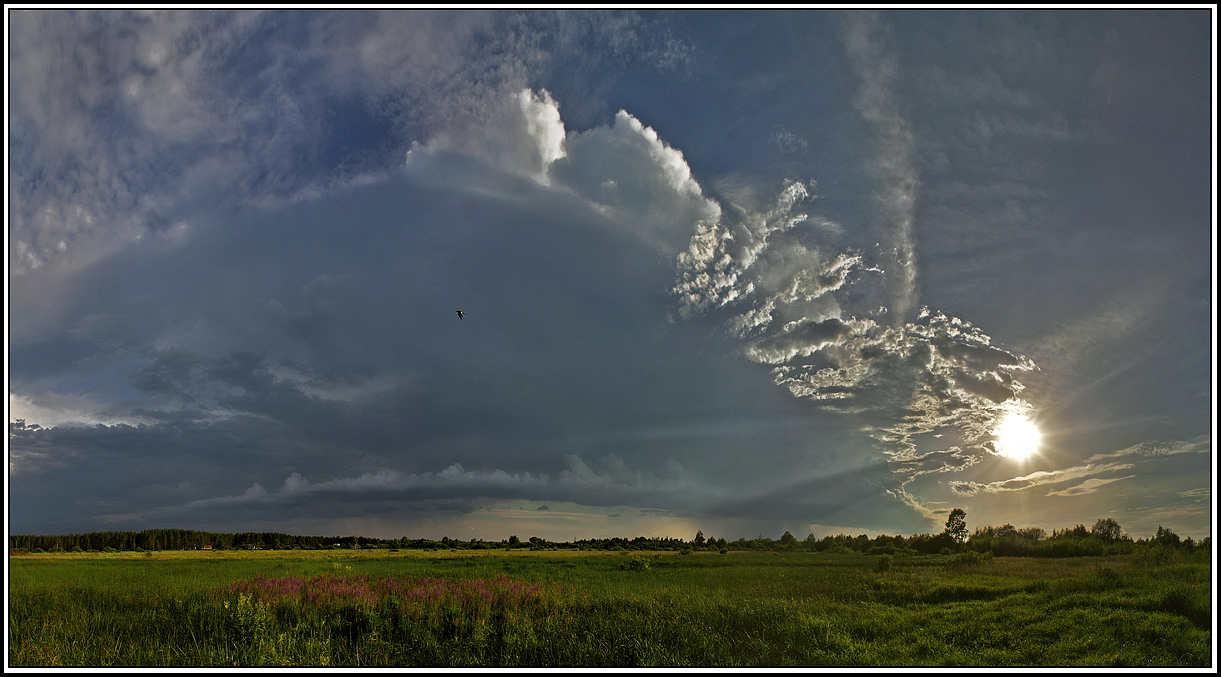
[[456, 310, 464, 319]]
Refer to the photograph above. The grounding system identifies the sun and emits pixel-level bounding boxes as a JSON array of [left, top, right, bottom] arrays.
[[994, 412, 1041, 460]]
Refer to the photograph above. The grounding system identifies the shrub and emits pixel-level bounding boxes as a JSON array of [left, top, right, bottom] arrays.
[[1094, 565, 1121, 588], [946, 550, 992, 568], [620, 555, 652, 571], [875, 554, 894, 572]]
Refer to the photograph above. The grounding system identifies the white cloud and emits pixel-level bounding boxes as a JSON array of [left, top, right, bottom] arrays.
[[8, 392, 152, 430], [550, 109, 721, 252], [1045, 475, 1136, 498], [742, 318, 854, 365], [518, 89, 568, 182], [949, 461, 1136, 497], [840, 11, 919, 324], [1085, 435, 1211, 463]]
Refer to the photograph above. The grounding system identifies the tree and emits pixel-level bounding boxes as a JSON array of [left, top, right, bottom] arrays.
[[1091, 518, 1123, 542], [1018, 527, 1045, 541], [944, 508, 968, 544], [693, 530, 706, 546], [1154, 526, 1181, 547], [779, 531, 799, 548]]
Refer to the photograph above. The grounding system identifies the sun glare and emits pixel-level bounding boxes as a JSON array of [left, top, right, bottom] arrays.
[[994, 412, 1041, 460]]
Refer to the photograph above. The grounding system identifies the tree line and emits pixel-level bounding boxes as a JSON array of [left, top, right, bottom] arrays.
[[8, 512, 1209, 557]]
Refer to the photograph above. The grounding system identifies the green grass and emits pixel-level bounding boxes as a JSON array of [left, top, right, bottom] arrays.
[[8, 549, 1212, 667]]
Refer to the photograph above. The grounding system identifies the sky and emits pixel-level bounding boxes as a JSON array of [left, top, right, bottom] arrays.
[[6, 9, 1215, 543]]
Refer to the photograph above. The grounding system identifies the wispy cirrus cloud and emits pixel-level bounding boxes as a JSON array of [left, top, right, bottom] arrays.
[[949, 461, 1136, 497], [1045, 475, 1136, 498], [949, 434, 1209, 499], [1084, 435, 1211, 463], [840, 10, 918, 325]]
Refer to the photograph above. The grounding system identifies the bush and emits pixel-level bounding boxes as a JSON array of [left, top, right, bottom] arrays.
[[1094, 565, 1121, 588], [875, 554, 894, 572], [946, 550, 992, 568], [70, 545, 84, 553], [620, 555, 652, 571]]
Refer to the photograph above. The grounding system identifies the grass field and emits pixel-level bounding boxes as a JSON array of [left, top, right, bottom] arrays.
[[7, 548, 1212, 667]]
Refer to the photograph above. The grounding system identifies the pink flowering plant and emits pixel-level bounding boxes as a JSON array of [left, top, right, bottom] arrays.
[[219, 572, 565, 664], [226, 574, 549, 613]]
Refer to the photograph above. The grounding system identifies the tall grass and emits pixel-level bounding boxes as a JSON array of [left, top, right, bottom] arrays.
[[8, 549, 1212, 667]]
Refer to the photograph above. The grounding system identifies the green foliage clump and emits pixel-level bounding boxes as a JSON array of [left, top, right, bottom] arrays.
[[621, 555, 652, 571], [875, 554, 894, 572], [946, 550, 992, 568]]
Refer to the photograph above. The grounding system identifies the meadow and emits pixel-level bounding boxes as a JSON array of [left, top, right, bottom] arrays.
[[8, 548, 1212, 667]]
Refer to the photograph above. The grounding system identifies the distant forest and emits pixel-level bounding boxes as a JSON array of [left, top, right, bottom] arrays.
[[8, 514, 1209, 558]]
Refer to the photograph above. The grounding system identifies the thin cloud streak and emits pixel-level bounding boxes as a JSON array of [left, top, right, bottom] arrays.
[[839, 10, 919, 325]]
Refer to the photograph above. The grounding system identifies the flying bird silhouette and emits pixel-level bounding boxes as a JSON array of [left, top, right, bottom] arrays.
[[456, 310, 464, 319]]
